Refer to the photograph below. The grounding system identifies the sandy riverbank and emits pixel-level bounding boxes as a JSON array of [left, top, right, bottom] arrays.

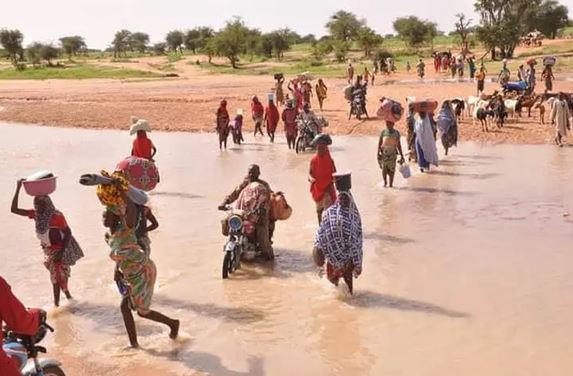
[[0, 58, 572, 145]]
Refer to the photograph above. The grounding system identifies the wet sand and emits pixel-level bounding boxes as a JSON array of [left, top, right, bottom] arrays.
[[1, 123, 573, 375], [0, 61, 572, 145]]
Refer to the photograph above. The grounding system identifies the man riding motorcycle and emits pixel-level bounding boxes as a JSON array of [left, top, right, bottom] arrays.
[[350, 76, 368, 118], [218, 165, 274, 260], [297, 103, 321, 141], [0, 277, 45, 376]]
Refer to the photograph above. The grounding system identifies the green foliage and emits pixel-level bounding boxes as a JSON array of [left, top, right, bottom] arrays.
[[152, 42, 167, 56], [533, 0, 570, 39], [112, 30, 132, 57], [0, 29, 24, 65], [167, 53, 182, 63], [454, 14, 473, 46], [184, 26, 215, 54], [474, 0, 543, 58], [212, 17, 251, 68], [26, 42, 43, 67], [393, 16, 438, 47], [312, 40, 334, 59], [332, 40, 351, 62], [326, 10, 364, 41], [0, 64, 161, 80], [130, 32, 149, 53], [166, 30, 184, 53], [40, 44, 60, 65], [356, 26, 384, 57], [59, 36, 86, 60], [301, 34, 317, 44]]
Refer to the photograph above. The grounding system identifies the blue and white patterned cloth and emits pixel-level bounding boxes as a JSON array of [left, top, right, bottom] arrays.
[[315, 192, 363, 270]]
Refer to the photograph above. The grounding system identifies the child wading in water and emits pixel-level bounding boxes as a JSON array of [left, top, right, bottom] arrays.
[[377, 121, 405, 187]]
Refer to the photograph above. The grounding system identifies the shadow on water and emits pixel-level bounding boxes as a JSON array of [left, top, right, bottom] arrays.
[[346, 291, 469, 318], [150, 191, 203, 199], [363, 232, 416, 244], [397, 186, 479, 196], [153, 297, 265, 324], [430, 171, 501, 180], [439, 160, 492, 167], [456, 154, 502, 161], [144, 347, 265, 376], [221, 248, 316, 281]]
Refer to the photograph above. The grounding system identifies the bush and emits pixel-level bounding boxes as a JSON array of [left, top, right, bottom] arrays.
[[309, 59, 324, 67], [373, 50, 394, 62]]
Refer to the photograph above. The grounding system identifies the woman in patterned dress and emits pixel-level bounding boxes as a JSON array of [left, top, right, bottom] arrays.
[[11, 179, 84, 307], [100, 176, 179, 348], [313, 180, 363, 295]]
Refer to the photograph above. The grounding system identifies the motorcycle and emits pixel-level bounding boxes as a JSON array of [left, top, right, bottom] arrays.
[[295, 117, 317, 154], [219, 206, 265, 279], [348, 88, 369, 120], [3, 316, 65, 376]]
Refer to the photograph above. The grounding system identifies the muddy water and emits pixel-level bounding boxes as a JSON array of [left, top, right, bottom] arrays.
[[1, 123, 573, 376]]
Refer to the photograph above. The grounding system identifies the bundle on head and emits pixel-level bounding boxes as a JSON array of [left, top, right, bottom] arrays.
[[96, 171, 129, 207]]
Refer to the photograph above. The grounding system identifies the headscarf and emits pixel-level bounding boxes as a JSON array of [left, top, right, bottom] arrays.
[[315, 192, 363, 270], [97, 171, 129, 207], [310, 146, 336, 203], [34, 196, 56, 235], [415, 115, 439, 167], [437, 101, 456, 135]]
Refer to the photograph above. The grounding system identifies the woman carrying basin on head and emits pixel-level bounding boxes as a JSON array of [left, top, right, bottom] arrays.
[[11, 178, 84, 307]]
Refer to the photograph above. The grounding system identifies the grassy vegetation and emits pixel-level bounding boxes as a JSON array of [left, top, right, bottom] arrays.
[[0, 64, 161, 80], [516, 44, 573, 58], [167, 53, 183, 63]]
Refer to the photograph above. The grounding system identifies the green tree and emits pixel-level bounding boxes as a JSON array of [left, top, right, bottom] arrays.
[[26, 42, 43, 67], [59, 36, 86, 60], [301, 34, 317, 44], [474, 0, 542, 58], [312, 40, 333, 59], [203, 38, 217, 63], [533, 0, 570, 39], [40, 44, 59, 66], [213, 17, 250, 68], [152, 42, 167, 55], [393, 17, 437, 47], [356, 27, 383, 57], [332, 40, 351, 62], [0, 29, 24, 65], [454, 14, 473, 47], [130, 32, 149, 53], [270, 29, 292, 60], [184, 29, 200, 53], [165, 30, 184, 53], [259, 33, 274, 58], [112, 29, 132, 57], [326, 10, 364, 41]]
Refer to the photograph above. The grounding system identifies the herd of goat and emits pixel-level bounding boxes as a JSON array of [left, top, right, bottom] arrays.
[[448, 92, 572, 132], [404, 92, 572, 133]]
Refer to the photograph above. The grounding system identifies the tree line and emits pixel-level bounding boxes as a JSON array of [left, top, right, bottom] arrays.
[[0, 1, 570, 69]]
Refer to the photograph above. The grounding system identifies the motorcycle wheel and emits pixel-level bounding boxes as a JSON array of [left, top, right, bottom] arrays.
[[222, 252, 233, 279], [295, 136, 303, 154], [42, 365, 66, 376]]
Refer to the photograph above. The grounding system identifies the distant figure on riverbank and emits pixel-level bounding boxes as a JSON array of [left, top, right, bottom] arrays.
[[542, 65, 555, 93], [130, 118, 156, 161], [216, 100, 230, 149], [264, 98, 279, 143], [476, 65, 487, 95], [416, 59, 425, 79], [251, 96, 265, 137], [550, 92, 571, 147], [347, 63, 354, 84], [316, 79, 328, 111], [275, 75, 285, 106]]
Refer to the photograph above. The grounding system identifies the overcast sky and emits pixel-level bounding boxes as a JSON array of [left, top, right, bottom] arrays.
[[0, 0, 571, 49]]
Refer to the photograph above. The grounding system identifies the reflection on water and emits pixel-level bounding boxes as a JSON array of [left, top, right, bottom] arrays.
[[1, 124, 573, 375]]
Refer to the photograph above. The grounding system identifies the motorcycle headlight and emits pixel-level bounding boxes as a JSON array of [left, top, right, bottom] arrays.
[[228, 215, 243, 232]]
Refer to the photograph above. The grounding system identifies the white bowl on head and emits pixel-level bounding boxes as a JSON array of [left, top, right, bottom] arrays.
[[23, 171, 57, 197]]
